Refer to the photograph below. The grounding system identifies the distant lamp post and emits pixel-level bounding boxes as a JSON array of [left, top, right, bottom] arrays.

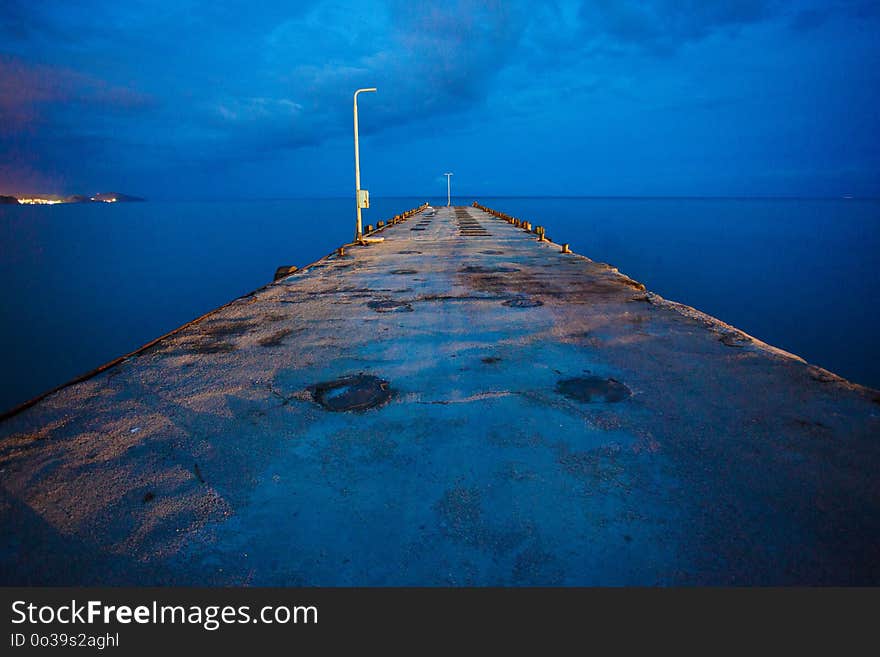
[[353, 87, 377, 241], [444, 172, 453, 207]]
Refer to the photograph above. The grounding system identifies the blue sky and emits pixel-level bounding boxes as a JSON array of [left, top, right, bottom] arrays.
[[1, 0, 878, 199]]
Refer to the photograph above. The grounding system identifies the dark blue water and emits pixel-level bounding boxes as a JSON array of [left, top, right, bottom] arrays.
[[1, 197, 878, 412]]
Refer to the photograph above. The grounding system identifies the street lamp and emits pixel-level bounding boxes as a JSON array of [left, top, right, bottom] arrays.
[[444, 172, 453, 207], [353, 87, 377, 241]]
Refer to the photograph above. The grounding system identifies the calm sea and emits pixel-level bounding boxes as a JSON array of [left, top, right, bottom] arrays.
[[1, 196, 878, 412]]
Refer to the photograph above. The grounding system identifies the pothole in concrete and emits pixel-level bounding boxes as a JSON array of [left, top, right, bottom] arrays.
[[368, 299, 414, 313], [556, 376, 631, 403], [503, 297, 544, 308], [481, 356, 502, 364], [411, 227, 426, 231], [398, 250, 422, 254], [460, 265, 519, 274], [480, 250, 505, 255], [390, 269, 418, 275], [311, 374, 391, 412]]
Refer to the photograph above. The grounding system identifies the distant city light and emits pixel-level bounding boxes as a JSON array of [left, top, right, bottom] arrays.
[[13, 196, 119, 204]]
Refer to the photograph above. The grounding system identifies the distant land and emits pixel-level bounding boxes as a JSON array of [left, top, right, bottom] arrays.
[[3, 192, 145, 205]]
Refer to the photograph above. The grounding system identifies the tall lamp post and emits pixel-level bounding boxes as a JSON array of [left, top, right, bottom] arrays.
[[353, 87, 377, 241], [444, 172, 453, 207]]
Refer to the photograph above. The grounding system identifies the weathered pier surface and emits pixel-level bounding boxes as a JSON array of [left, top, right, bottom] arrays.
[[1, 205, 878, 585]]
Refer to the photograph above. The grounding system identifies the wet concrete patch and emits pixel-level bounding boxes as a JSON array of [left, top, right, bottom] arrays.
[[390, 269, 418, 275], [199, 319, 258, 337], [398, 250, 422, 254], [367, 299, 414, 313], [503, 297, 544, 308], [185, 339, 237, 354], [414, 294, 509, 303], [480, 250, 505, 255], [310, 374, 391, 412], [257, 328, 293, 347], [460, 265, 518, 274], [570, 331, 601, 348], [556, 376, 631, 403]]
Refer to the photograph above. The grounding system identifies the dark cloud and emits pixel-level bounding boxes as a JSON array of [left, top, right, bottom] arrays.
[[578, 0, 777, 53], [789, 1, 880, 30], [0, 55, 154, 135], [187, 0, 526, 159], [0, 1, 52, 43], [790, 8, 832, 31]]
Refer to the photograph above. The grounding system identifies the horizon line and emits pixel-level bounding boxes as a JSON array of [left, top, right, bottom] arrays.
[[5, 194, 878, 203], [100, 194, 880, 202]]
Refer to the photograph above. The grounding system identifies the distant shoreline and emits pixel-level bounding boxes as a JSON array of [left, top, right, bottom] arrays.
[[1, 192, 145, 205]]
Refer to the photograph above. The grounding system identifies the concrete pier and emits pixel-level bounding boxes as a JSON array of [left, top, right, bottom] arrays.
[[1, 205, 878, 585]]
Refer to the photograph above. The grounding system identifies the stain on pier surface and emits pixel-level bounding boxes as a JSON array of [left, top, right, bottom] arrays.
[[503, 297, 544, 308], [258, 328, 293, 347], [199, 318, 259, 337], [184, 338, 238, 354], [556, 376, 631, 403], [459, 265, 519, 274], [367, 299, 414, 313]]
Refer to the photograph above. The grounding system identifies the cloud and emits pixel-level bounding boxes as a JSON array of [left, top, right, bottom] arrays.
[[0, 55, 154, 135], [262, 1, 524, 135], [577, 0, 777, 53], [2, 0, 877, 197], [789, 1, 880, 31], [158, 0, 528, 161], [0, 54, 155, 194], [3, 0, 787, 159]]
